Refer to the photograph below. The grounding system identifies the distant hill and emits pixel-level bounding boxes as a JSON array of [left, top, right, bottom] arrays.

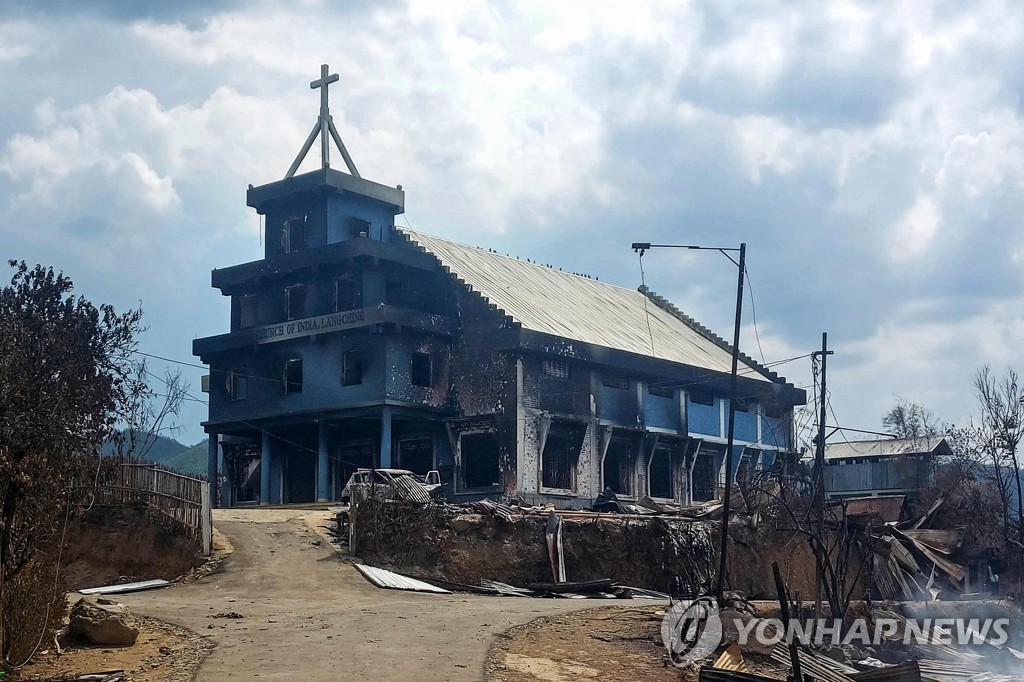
[[102, 431, 188, 462], [161, 440, 209, 475], [102, 431, 208, 476]]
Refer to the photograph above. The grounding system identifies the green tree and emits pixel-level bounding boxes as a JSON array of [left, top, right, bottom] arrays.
[[0, 261, 143, 665]]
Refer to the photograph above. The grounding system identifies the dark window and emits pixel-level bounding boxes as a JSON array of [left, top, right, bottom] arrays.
[[398, 437, 434, 476], [342, 351, 362, 386], [284, 358, 303, 395], [346, 217, 371, 239], [602, 436, 638, 496], [734, 398, 751, 413], [411, 352, 432, 387], [285, 284, 306, 321], [543, 359, 570, 379], [385, 280, 404, 305], [649, 383, 674, 399], [692, 448, 717, 502], [227, 368, 247, 401], [688, 387, 715, 406], [541, 423, 584, 490], [764, 401, 788, 419], [649, 445, 673, 499], [335, 277, 361, 312], [461, 432, 500, 489], [239, 295, 257, 328], [602, 373, 630, 390], [283, 216, 306, 253]]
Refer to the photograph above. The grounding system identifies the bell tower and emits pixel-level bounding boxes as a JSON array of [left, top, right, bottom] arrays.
[[245, 63, 404, 258]]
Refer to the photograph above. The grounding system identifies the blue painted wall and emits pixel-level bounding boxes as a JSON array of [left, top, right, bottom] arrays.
[[687, 395, 721, 437], [597, 380, 636, 425], [643, 387, 678, 430], [732, 402, 758, 442], [326, 194, 395, 243], [761, 415, 789, 449], [209, 332, 388, 423]]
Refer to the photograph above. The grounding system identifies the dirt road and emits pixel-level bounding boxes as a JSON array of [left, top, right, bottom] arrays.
[[117, 508, 593, 681]]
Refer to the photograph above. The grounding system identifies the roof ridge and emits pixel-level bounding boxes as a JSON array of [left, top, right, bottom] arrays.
[[638, 284, 789, 386], [829, 435, 947, 445]]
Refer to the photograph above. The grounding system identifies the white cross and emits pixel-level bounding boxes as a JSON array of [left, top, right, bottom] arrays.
[[310, 63, 340, 115], [285, 63, 360, 179]]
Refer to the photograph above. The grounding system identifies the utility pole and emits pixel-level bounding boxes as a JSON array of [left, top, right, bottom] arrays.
[[812, 332, 833, 619], [630, 240, 746, 603], [716, 243, 745, 604]]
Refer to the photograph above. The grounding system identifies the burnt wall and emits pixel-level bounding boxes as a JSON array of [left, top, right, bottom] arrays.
[[353, 500, 825, 598]]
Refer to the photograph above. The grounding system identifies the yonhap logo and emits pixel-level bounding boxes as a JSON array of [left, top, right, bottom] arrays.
[[661, 597, 723, 666]]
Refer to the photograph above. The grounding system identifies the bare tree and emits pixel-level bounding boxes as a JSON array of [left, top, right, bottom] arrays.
[[752, 473, 864, 620], [0, 261, 143, 665], [111, 361, 190, 462], [971, 367, 1024, 559], [882, 398, 942, 439]]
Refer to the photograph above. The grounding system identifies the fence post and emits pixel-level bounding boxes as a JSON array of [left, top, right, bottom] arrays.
[[200, 480, 212, 557]]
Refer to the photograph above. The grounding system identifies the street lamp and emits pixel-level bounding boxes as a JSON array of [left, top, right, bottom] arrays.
[[631, 241, 746, 603]]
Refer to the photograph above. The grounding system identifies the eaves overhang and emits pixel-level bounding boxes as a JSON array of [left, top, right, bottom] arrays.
[[211, 238, 438, 291], [246, 168, 405, 214], [193, 305, 452, 360]]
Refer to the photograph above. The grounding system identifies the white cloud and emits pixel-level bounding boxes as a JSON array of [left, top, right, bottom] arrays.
[[0, 21, 43, 63], [0, 84, 305, 273], [835, 296, 1024, 428], [3, 0, 1024, 441], [888, 194, 941, 262]]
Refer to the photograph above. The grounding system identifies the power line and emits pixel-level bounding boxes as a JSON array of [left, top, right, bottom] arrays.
[[637, 252, 657, 357], [136, 351, 206, 370], [135, 345, 813, 400], [141, 367, 368, 470], [743, 264, 767, 365]]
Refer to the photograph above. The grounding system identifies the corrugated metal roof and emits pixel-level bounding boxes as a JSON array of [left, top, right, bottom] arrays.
[[399, 228, 773, 383], [824, 436, 949, 461], [841, 495, 905, 523], [353, 563, 451, 593]]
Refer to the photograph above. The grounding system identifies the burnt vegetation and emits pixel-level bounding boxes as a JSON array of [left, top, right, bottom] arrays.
[[0, 261, 159, 668]]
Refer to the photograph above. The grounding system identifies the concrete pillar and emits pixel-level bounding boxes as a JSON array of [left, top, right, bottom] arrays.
[[380, 405, 392, 468], [207, 432, 219, 508], [260, 430, 272, 506], [317, 420, 330, 502]]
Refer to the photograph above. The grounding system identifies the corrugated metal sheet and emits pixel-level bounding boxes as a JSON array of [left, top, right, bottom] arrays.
[[353, 563, 451, 593], [79, 579, 170, 595], [400, 229, 772, 382], [842, 495, 905, 523], [698, 668, 778, 682], [824, 436, 949, 461], [390, 475, 433, 505]]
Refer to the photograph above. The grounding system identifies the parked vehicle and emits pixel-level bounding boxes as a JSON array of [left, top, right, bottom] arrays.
[[340, 468, 442, 503]]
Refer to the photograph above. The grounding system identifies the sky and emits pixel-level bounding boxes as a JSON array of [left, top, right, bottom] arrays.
[[3, 0, 1024, 446]]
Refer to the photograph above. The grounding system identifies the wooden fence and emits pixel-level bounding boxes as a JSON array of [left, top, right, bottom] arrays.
[[96, 463, 212, 556]]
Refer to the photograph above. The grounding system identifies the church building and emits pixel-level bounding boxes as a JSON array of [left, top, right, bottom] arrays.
[[194, 65, 806, 508]]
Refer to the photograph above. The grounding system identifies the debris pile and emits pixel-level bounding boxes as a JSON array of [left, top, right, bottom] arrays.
[[681, 562, 1024, 682], [863, 498, 975, 601]]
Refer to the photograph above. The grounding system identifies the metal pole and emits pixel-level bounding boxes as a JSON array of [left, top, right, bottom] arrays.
[[813, 332, 831, 619], [716, 242, 745, 603]]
